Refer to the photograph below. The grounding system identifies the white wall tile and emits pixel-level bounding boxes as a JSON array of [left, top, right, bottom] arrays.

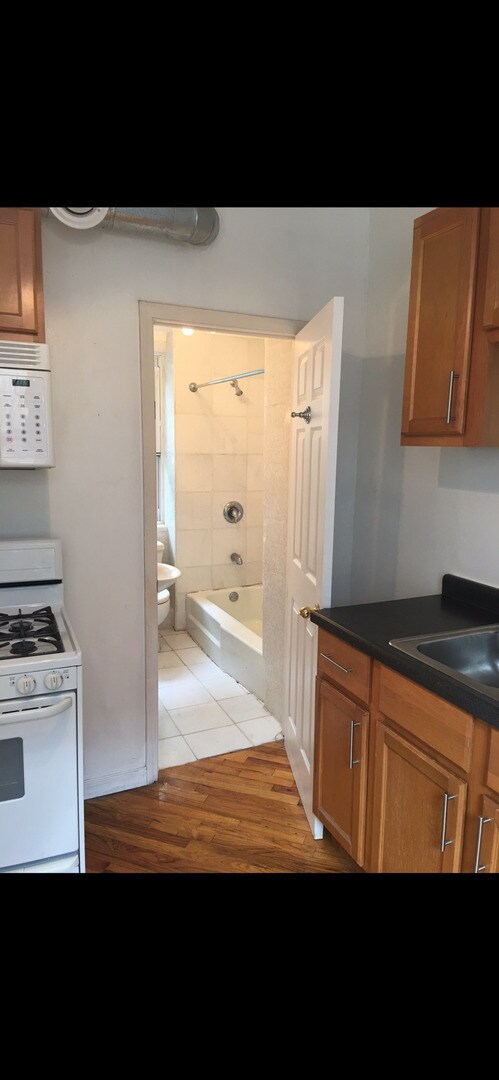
[[246, 491, 263, 526], [176, 454, 212, 492], [212, 416, 248, 454], [176, 529, 212, 567], [247, 455, 263, 491], [248, 416, 264, 453], [246, 527, 263, 562], [212, 528, 247, 565], [244, 561, 262, 585], [176, 566, 213, 593], [174, 592, 186, 630], [213, 455, 247, 491], [176, 492, 212, 530], [175, 415, 213, 454], [213, 563, 246, 588]]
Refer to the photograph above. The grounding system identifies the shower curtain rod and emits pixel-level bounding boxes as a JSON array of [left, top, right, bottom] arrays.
[[189, 368, 265, 392]]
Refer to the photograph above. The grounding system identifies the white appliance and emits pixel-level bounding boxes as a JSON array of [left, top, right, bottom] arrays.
[[0, 341, 54, 468], [0, 539, 84, 873]]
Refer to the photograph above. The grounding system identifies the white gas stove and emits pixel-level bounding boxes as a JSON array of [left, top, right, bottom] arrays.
[[0, 539, 84, 873]]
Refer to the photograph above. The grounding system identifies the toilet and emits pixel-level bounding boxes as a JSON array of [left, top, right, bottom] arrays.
[[156, 540, 182, 626]]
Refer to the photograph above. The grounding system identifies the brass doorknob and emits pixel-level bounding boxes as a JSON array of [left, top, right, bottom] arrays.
[[299, 603, 320, 620]]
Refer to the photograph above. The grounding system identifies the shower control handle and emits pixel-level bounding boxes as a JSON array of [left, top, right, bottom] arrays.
[[223, 501, 244, 523]]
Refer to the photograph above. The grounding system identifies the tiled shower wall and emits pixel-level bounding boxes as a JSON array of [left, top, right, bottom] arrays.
[[173, 330, 265, 629]]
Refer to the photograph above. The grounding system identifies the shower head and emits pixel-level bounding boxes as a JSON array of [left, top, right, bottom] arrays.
[[231, 379, 243, 396]]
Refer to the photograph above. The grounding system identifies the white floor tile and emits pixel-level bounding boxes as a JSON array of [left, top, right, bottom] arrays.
[[158, 736, 196, 768], [175, 646, 211, 669], [219, 694, 270, 722], [158, 651, 186, 669], [184, 725, 252, 759], [169, 701, 235, 735], [196, 672, 249, 698], [163, 631, 197, 650], [158, 637, 173, 653], [236, 715, 282, 746], [159, 707, 181, 740], [158, 671, 212, 710], [187, 659, 223, 682]]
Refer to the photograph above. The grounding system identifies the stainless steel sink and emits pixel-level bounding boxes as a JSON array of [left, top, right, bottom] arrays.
[[389, 624, 499, 701]]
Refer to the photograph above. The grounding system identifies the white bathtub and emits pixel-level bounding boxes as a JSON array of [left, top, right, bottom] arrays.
[[185, 585, 264, 700]]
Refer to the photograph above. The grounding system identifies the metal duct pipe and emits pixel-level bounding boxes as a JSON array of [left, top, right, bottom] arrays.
[[102, 207, 219, 245], [46, 207, 220, 245]]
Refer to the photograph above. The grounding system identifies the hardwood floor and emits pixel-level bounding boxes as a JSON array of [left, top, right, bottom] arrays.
[[84, 741, 362, 874]]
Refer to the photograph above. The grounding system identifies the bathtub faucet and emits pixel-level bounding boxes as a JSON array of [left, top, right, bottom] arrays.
[[231, 552, 243, 565]]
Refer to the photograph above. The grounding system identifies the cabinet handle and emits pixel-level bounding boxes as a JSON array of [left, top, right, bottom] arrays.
[[474, 815, 492, 873], [446, 370, 459, 424], [440, 792, 456, 852], [319, 653, 353, 675], [349, 720, 360, 769]]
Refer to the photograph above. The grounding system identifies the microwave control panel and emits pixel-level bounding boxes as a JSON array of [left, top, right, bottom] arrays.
[[0, 371, 54, 468]]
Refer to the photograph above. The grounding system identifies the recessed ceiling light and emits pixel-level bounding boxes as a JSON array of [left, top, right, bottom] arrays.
[[181, 327, 194, 337]]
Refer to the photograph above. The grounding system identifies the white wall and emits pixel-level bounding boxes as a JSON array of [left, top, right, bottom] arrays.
[[0, 207, 369, 795], [351, 206, 499, 604]]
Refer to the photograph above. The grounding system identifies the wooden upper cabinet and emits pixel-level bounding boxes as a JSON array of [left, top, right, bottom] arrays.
[[0, 207, 45, 342], [401, 207, 479, 442], [401, 206, 499, 446], [483, 208, 499, 330]]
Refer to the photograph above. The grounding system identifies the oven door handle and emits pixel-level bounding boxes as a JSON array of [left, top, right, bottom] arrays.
[[0, 695, 73, 725]]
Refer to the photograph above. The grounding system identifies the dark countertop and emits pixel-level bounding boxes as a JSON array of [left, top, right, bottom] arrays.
[[311, 574, 499, 729]]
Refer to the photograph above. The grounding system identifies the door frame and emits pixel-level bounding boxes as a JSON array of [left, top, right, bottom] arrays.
[[139, 301, 303, 783]]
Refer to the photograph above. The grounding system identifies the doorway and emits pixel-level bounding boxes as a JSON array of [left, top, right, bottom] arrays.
[[139, 303, 303, 783]]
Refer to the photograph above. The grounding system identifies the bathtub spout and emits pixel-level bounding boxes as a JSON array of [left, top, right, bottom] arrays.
[[231, 553, 243, 565]]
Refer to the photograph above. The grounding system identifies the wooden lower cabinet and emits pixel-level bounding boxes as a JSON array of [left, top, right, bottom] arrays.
[[313, 676, 368, 865], [472, 795, 499, 873], [369, 722, 467, 873]]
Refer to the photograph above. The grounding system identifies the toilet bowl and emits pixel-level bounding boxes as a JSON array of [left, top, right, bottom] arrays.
[[157, 561, 182, 627], [157, 586, 171, 626]]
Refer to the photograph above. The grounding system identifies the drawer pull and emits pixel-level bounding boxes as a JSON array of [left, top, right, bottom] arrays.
[[349, 720, 360, 769], [440, 792, 456, 852], [474, 815, 492, 873], [320, 653, 353, 675]]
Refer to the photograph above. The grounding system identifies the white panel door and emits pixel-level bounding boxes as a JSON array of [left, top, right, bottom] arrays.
[[283, 297, 344, 837]]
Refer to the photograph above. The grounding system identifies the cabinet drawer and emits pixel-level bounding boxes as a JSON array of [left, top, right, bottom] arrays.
[[376, 663, 473, 771], [486, 727, 499, 795], [317, 629, 371, 705]]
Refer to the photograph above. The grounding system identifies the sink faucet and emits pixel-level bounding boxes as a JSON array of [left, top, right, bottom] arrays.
[[231, 553, 243, 565]]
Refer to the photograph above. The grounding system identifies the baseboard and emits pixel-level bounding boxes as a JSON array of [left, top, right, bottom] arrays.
[[84, 766, 148, 800]]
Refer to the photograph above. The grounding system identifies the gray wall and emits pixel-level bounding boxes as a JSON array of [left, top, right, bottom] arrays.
[[351, 206, 499, 604], [0, 207, 370, 795]]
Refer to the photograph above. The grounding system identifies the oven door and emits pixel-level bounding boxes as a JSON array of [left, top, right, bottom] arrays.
[[0, 692, 78, 870]]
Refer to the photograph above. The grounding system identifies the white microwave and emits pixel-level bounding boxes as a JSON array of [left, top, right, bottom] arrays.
[[0, 341, 54, 468]]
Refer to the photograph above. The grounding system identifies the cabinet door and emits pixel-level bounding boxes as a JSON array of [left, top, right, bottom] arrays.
[[0, 207, 44, 339], [483, 208, 499, 330], [401, 207, 479, 439], [313, 677, 368, 865], [472, 795, 499, 873], [370, 722, 467, 873]]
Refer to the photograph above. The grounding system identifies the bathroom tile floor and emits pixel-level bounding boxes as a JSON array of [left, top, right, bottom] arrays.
[[158, 629, 282, 768]]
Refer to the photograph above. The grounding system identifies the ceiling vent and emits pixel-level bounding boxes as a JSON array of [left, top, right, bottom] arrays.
[[48, 207, 219, 245]]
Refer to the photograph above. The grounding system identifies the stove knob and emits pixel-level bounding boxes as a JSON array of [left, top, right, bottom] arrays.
[[44, 672, 63, 690], [16, 674, 37, 695]]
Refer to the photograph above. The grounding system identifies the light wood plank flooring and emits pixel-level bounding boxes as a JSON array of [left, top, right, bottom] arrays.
[[84, 741, 362, 874]]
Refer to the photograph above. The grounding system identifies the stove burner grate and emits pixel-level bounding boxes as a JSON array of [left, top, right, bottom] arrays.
[[0, 605, 64, 660]]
